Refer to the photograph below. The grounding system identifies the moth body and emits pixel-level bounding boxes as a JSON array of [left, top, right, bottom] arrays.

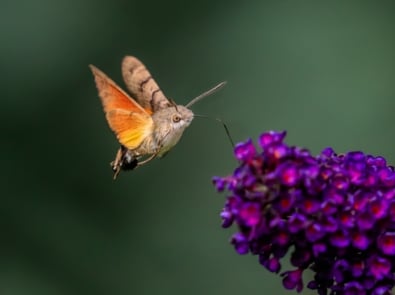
[[90, 56, 195, 179]]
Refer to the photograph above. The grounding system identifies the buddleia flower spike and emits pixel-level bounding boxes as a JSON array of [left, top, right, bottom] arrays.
[[214, 131, 395, 295]]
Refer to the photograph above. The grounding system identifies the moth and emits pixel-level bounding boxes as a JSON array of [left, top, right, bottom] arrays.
[[89, 56, 226, 179]]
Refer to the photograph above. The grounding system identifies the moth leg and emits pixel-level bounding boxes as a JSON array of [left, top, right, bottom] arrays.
[[158, 151, 170, 159], [111, 146, 138, 180], [113, 167, 121, 180], [136, 155, 156, 166], [135, 130, 171, 167], [136, 151, 159, 167], [110, 147, 123, 179]]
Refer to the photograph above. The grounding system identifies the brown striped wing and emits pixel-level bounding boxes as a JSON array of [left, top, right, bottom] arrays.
[[122, 56, 171, 114]]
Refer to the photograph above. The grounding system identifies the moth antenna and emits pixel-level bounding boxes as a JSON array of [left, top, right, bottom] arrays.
[[194, 114, 235, 149], [185, 81, 227, 108]]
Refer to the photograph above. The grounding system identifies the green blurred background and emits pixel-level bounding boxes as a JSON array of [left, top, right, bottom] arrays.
[[1, 1, 395, 294]]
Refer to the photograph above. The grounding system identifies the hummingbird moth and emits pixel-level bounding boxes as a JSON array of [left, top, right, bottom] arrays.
[[89, 56, 226, 179]]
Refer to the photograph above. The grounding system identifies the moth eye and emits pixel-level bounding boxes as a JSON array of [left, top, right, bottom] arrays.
[[172, 115, 181, 123]]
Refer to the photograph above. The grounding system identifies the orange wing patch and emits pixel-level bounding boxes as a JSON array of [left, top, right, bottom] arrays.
[[89, 65, 154, 149], [106, 109, 153, 149]]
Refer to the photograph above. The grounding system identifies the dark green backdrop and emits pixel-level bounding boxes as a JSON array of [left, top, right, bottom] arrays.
[[1, 1, 395, 294]]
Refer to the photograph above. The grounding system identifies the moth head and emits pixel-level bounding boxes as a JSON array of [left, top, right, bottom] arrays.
[[170, 105, 194, 130], [152, 104, 194, 132]]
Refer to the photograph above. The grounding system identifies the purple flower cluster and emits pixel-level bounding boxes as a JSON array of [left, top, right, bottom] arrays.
[[213, 131, 395, 295]]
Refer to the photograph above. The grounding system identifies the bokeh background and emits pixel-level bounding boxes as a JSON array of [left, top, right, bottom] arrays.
[[1, 1, 395, 294]]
